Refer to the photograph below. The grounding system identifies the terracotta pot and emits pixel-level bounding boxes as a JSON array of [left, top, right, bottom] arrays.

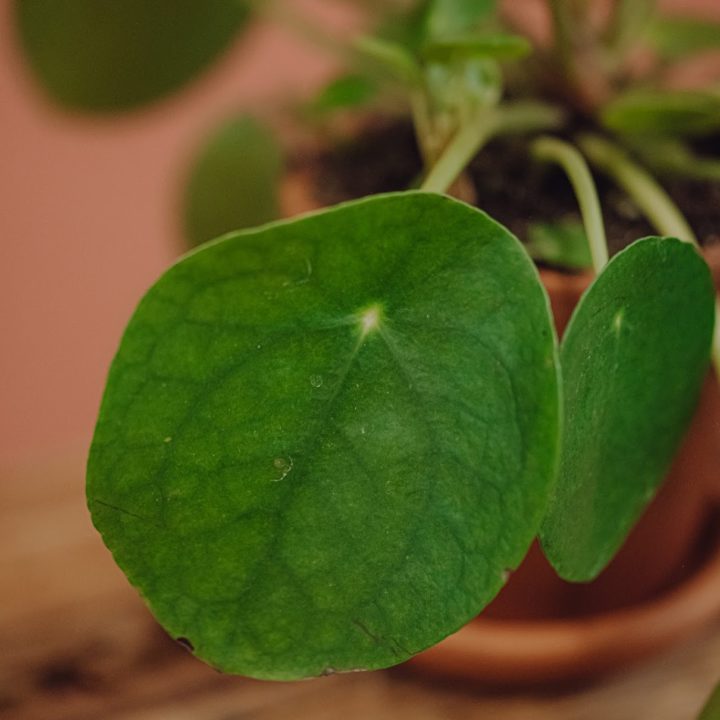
[[281, 171, 720, 685], [410, 262, 720, 685]]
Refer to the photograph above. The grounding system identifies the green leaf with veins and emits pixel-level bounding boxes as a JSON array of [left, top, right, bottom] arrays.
[[422, 33, 531, 62], [184, 116, 282, 248], [602, 90, 720, 137], [525, 220, 593, 270], [541, 237, 714, 581], [88, 192, 560, 680], [426, 0, 497, 39], [15, 0, 250, 112], [648, 17, 720, 60]]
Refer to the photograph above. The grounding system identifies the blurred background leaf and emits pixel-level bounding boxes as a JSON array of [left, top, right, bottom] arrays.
[[699, 680, 720, 720], [525, 219, 593, 270], [14, 0, 252, 112], [310, 74, 378, 114], [602, 90, 720, 136], [648, 16, 720, 61], [425, 0, 496, 39], [184, 115, 283, 248]]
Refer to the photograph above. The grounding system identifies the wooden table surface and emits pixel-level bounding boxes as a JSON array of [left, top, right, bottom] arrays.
[[3, 450, 719, 720]]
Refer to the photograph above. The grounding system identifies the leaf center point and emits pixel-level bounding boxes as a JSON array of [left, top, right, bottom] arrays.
[[358, 303, 384, 339]]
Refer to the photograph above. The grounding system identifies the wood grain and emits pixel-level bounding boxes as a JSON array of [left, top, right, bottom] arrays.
[[2, 451, 719, 720]]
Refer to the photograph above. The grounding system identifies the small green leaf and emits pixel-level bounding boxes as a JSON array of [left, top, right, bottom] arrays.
[[425, 57, 503, 113], [525, 220, 593, 270], [602, 90, 720, 137], [648, 16, 720, 60], [309, 75, 378, 114], [15, 0, 250, 112], [88, 192, 560, 679], [354, 36, 422, 86], [541, 237, 715, 581], [426, 0, 497, 39], [184, 116, 282, 248], [699, 681, 720, 720], [422, 33, 531, 62]]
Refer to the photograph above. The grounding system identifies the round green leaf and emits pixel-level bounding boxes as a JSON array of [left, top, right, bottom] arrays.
[[15, 0, 250, 112], [540, 237, 715, 581], [88, 192, 560, 679], [184, 116, 282, 248]]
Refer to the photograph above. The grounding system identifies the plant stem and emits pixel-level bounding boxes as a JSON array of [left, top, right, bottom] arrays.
[[547, 0, 576, 77], [531, 136, 609, 273], [579, 133, 720, 376], [578, 134, 696, 242], [419, 103, 565, 194], [409, 89, 436, 168], [420, 116, 496, 194]]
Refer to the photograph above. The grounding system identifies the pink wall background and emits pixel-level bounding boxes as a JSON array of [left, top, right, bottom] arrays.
[[1, 0, 717, 466], [0, 1, 358, 466]]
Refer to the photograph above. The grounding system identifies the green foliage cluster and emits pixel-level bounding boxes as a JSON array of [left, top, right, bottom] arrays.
[[13, 0, 720, 683]]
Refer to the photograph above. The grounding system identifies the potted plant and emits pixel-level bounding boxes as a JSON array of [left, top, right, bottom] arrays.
[[14, 0, 720, 685]]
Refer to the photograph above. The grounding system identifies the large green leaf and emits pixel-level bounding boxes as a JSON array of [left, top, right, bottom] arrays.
[[15, 0, 250, 112], [88, 192, 560, 679], [184, 116, 282, 248], [541, 237, 714, 581]]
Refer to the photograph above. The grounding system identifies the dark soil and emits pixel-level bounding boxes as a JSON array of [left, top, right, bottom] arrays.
[[308, 121, 720, 265]]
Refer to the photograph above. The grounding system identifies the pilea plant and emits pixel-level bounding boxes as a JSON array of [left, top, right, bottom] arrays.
[[14, 0, 720, 680]]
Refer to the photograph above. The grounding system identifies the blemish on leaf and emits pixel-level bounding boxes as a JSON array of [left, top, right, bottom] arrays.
[[352, 618, 382, 645], [164, 436, 172, 443], [309, 374, 323, 388], [272, 456, 294, 482], [176, 637, 195, 652], [284, 257, 313, 287], [612, 308, 625, 335]]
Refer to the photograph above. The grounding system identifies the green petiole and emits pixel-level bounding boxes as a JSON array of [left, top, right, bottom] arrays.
[[531, 136, 609, 273], [420, 102, 564, 194]]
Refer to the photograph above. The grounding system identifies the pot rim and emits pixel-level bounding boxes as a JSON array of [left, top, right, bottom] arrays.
[[407, 526, 720, 684]]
